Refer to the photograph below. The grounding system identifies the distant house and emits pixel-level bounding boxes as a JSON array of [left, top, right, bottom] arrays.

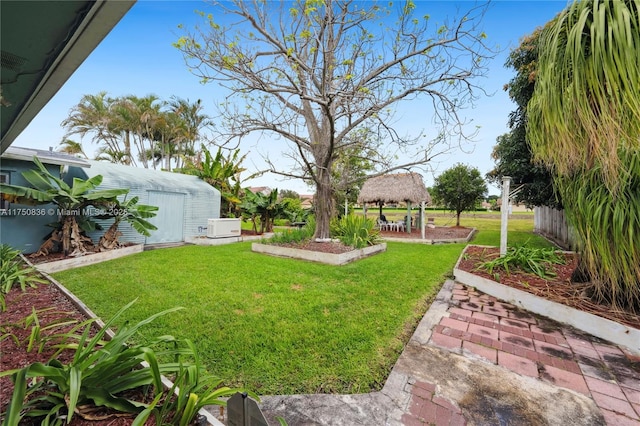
[[1, 147, 221, 252], [300, 194, 314, 209], [1, 147, 90, 253], [249, 186, 272, 195], [496, 198, 532, 213]]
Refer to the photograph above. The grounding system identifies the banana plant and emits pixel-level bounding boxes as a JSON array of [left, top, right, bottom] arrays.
[[239, 188, 283, 233], [96, 195, 158, 251], [0, 157, 127, 256]]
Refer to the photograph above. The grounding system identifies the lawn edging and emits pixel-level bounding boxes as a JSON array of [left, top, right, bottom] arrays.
[[452, 246, 640, 355], [27, 258, 225, 426], [187, 233, 274, 246], [251, 242, 387, 265], [35, 244, 144, 274]]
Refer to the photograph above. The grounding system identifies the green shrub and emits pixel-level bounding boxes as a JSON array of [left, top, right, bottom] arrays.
[[0, 244, 46, 311], [0, 300, 242, 426], [330, 214, 380, 249], [267, 215, 316, 244], [477, 244, 566, 280]]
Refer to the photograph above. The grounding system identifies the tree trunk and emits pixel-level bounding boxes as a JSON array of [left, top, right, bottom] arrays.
[[62, 215, 72, 256], [69, 218, 93, 257], [456, 211, 461, 227], [61, 214, 94, 256], [314, 170, 334, 241], [98, 222, 123, 251]]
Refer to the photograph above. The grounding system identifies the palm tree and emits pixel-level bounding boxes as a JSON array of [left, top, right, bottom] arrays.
[[57, 139, 88, 159], [527, 0, 640, 310], [62, 92, 125, 163], [126, 94, 162, 168], [167, 97, 211, 168]]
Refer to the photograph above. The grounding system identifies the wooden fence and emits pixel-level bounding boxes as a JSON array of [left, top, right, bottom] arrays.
[[533, 206, 576, 250]]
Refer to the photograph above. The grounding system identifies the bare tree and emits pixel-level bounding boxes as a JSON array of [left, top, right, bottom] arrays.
[[175, 0, 494, 239]]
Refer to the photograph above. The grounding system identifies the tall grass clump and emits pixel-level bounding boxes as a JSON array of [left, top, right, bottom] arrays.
[[527, 0, 640, 311], [330, 214, 380, 249], [560, 154, 640, 311]]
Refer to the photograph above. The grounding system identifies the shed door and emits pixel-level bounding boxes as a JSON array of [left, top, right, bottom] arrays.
[[146, 191, 185, 244]]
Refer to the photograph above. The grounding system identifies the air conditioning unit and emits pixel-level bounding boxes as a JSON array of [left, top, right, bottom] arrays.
[[207, 218, 241, 238]]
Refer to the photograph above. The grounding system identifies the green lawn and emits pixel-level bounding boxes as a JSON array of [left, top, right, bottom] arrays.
[[52, 216, 550, 395]]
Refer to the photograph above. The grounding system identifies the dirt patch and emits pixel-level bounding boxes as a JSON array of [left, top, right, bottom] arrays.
[[457, 245, 640, 330]]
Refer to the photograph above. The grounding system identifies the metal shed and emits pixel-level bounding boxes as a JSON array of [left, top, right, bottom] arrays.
[[67, 161, 221, 245]]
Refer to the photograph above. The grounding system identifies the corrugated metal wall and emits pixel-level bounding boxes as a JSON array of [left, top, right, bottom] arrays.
[[65, 161, 220, 245], [146, 191, 185, 243]]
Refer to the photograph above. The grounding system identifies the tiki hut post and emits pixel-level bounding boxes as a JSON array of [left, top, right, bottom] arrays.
[[358, 173, 431, 238], [420, 201, 425, 239]]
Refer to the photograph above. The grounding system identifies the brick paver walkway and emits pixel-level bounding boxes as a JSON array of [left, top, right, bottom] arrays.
[[260, 279, 639, 426], [406, 283, 640, 426]]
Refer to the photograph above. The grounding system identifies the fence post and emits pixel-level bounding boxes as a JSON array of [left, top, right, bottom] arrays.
[[500, 176, 511, 256]]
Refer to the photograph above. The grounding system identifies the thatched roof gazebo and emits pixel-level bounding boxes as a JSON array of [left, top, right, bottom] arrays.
[[358, 172, 431, 237]]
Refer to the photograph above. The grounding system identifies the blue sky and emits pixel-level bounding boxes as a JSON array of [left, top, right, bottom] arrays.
[[13, 0, 568, 195]]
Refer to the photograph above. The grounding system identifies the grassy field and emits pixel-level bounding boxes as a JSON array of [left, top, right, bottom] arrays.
[[52, 215, 550, 395]]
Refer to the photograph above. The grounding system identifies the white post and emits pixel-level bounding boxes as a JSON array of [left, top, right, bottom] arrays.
[[421, 201, 425, 239], [500, 176, 511, 256]]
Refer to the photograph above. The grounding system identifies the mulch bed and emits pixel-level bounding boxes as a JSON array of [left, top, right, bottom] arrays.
[[457, 245, 640, 330], [379, 226, 473, 240], [271, 240, 354, 254]]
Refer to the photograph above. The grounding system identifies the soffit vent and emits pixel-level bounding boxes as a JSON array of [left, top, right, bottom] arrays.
[[1, 50, 27, 72]]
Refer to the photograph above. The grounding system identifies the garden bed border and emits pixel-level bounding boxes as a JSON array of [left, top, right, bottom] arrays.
[[34, 244, 144, 274], [251, 242, 387, 265], [453, 245, 640, 355]]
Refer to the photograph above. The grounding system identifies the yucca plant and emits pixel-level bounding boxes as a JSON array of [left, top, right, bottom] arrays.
[[330, 214, 380, 249], [527, 0, 640, 310]]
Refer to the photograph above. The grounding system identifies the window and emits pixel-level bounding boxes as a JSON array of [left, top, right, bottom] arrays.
[[0, 172, 9, 212]]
